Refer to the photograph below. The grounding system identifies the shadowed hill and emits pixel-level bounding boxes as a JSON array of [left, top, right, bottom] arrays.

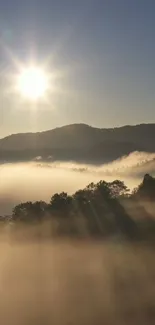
[[0, 123, 155, 163]]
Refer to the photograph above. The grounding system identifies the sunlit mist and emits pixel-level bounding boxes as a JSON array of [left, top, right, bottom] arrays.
[[0, 150, 155, 215]]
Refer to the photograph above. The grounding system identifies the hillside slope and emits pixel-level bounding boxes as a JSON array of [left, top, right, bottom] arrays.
[[0, 123, 154, 163]]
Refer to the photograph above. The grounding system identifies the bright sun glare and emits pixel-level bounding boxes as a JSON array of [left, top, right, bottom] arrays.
[[17, 66, 49, 100]]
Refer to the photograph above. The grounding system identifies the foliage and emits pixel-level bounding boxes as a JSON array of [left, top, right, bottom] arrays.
[[12, 201, 48, 222], [10, 174, 155, 240]]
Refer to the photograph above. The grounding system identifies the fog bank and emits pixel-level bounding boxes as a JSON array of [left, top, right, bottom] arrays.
[[0, 151, 155, 215]]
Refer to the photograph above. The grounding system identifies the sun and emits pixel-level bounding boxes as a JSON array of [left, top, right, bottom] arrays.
[[16, 66, 49, 100]]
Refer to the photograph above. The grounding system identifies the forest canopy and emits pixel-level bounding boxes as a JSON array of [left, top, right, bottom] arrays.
[[1, 174, 155, 240]]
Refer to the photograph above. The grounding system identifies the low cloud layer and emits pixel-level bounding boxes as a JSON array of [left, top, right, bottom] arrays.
[[0, 240, 154, 325], [0, 151, 155, 215]]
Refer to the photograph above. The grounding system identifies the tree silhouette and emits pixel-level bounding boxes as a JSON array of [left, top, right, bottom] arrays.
[[50, 192, 73, 217], [12, 201, 48, 222], [10, 174, 155, 240], [135, 174, 155, 200], [108, 180, 129, 198]]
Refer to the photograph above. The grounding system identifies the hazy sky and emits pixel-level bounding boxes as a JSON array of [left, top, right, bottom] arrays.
[[0, 0, 155, 136]]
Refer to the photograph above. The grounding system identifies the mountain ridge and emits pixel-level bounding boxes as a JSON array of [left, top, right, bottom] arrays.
[[0, 123, 155, 164], [2, 122, 155, 139]]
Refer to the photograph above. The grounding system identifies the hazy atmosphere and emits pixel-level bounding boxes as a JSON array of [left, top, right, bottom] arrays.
[[0, 1, 155, 325]]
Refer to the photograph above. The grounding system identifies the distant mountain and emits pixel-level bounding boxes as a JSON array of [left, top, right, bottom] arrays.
[[0, 123, 155, 164]]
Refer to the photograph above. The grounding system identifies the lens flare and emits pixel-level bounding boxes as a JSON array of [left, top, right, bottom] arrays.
[[16, 66, 49, 100]]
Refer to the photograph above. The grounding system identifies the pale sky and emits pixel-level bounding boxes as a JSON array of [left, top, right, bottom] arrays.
[[0, 0, 155, 136]]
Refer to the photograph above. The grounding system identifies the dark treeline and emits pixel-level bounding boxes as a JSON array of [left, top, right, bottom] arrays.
[[1, 173, 155, 240]]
